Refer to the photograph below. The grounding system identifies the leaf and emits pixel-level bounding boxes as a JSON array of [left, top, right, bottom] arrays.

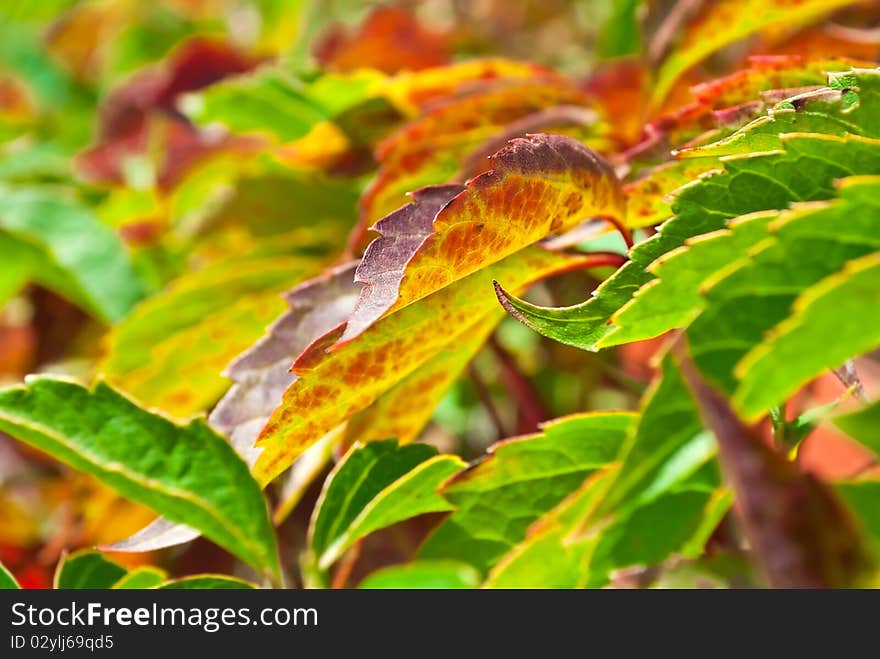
[[497, 82, 880, 352], [316, 453, 464, 564], [253, 246, 596, 485], [186, 67, 365, 143], [103, 517, 200, 554], [209, 263, 361, 463], [0, 560, 20, 589], [158, 575, 257, 589], [675, 343, 871, 587], [608, 137, 880, 350], [314, 5, 449, 74], [485, 469, 720, 588], [833, 399, 880, 456], [674, 68, 880, 161], [482, 469, 614, 588], [310, 440, 464, 570], [101, 255, 322, 417], [358, 560, 480, 589], [112, 566, 167, 589], [360, 80, 600, 225], [54, 550, 127, 589], [341, 134, 624, 346], [0, 377, 280, 579], [599, 0, 642, 59], [0, 185, 146, 321], [837, 481, 880, 560], [685, 175, 880, 401], [419, 412, 634, 575], [485, 354, 724, 587], [605, 211, 775, 347], [652, 0, 863, 106], [734, 251, 880, 420], [595, 354, 715, 517]]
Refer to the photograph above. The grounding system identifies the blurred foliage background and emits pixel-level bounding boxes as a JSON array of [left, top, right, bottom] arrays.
[[0, 0, 877, 587]]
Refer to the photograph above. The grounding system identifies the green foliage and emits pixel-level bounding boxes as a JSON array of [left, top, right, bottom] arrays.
[[0, 378, 279, 580], [54, 551, 128, 589], [0, 561, 21, 589], [1, 0, 879, 591], [0, 185, 146, 319]]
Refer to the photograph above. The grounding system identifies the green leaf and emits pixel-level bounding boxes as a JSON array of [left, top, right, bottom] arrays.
[[498, 128, 880, 352], [158, 575, 257, 590], [358, 561, 480, 589], [0, 185, 146, 321], [309, 440, 447, 569], [112, 567, 167, 589], [486, 356, 724, 587], [597, 355, 714, 516], [837, 481, 880, 562], [54, 551, 127, 589], [101, 256, 317, 417], [317, 452, 466, 570], [483, 469, 614, 588], [0, 560, 20, 589], [734, 252, 880, 420], [684, 174, 880, 394], [599, 0, 642, 59], [185, 68, 383, 142], [0, 377, 280, 580], [419, 412, 634, 575], [833, 399, 880, 456], [677, 70, 880, 159]]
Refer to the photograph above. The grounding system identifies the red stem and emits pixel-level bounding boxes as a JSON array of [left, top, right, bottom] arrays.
[[488, 336, 548, 434]]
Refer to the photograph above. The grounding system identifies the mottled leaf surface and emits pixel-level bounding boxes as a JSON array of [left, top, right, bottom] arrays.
[[0, 185, 145, 321]]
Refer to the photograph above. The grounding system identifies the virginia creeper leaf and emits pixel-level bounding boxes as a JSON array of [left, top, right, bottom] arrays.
[[498, 78, 880, 352], [311, 440, 465, 569], [419, 412, 635, 575], [675, 346, 871, 587], [309, 440, 441, 566], [210, 263, 361, 463], [0, 560, 20, 589], [158, 575, 257, 589], [833, 399, 880, 456], [101, 255, 321, 416], [54, 550, 127, 589], [253, 246, 596, 485], [609, 139, 880, 349], [358, 560, 480, 589], [112, 566, 167, 589], [339, 134, 624, 346], [686, 175, 880, 402], [0, 377, 280, 579], [652, 0, 864, 106], [734, 251, 880, 420], [360, 80, 599, 225]]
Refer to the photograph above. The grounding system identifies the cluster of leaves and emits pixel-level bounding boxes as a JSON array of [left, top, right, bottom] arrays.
[[1, 0, 879, 589]]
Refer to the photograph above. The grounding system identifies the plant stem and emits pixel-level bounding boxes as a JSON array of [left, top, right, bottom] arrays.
[[488, 335, 548, 434], [468, 363, 508, 439]]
